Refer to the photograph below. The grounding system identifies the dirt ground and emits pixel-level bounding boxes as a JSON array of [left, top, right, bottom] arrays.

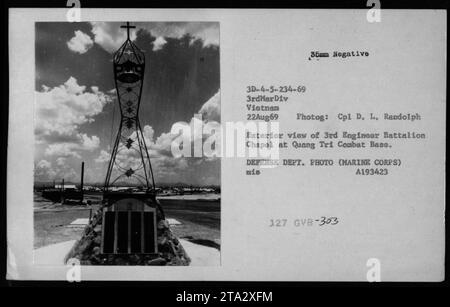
[[34, 208, 94, 248], [34, 194, 220, 250], [159, 199, 221, 249]]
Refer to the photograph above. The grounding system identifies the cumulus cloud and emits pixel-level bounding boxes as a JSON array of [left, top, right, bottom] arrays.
[[67, 30, 94, 54], [163, 91, 221, 160], [56, 157, 67, 166], [140, 22, 219, 47], [143, 125, 155, 142], [88, 22, 218, 53], [152, 36, 167, 51], [120, 91, 219, 164], [35, 77, 111, 159], [188, 24, 220, 46], [90, 22, 137, 53], [35, 159, 55, 180], [34, 159, 77, 182], [79, 134, 100, 150], [94, 149, 111, 163], [44, 134, 99, 158], [45, 143, 81, 158], [199, 90, 220, 122], [35, 77, 112, 139], [152, 132, 179, 156], [139, 125, 180, 158]]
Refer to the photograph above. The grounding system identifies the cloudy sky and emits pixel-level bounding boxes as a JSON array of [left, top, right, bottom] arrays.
[[35, 22, 220, 186]]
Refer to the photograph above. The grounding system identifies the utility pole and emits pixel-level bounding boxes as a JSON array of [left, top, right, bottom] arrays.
[[61, 178, 65, 204]]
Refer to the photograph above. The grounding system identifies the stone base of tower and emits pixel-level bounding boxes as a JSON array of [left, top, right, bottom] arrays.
[[65, 195, 190, 266]]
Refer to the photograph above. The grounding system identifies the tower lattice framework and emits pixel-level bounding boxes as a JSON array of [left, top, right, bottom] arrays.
[[104, 22, 155, 191]]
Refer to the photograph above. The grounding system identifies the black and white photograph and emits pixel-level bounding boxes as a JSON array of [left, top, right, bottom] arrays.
[[32, 21, 221, 266], [4, 3, 447, 289]]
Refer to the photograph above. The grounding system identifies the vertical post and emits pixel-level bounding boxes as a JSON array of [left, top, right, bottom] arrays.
[[114, 210, 118, 253], [141, 208, 145, 253], [80, 161, 85, 203], [61, 178, 65, 204], [128, 211, 131, 253], [101, 209, 106, 253]]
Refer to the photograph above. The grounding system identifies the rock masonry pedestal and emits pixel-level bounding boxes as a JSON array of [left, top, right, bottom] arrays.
[[65, 197, 190, 266]]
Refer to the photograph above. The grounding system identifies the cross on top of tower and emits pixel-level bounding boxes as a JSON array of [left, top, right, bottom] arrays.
[[120, 22, 136, 40]]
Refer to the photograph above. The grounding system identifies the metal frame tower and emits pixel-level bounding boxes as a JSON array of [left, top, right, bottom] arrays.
[[104, 22, 156, 192]]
